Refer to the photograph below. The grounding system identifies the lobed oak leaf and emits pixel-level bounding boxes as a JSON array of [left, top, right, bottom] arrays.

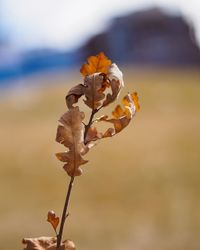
[[22, 237, 75, 250], [66, 56, 124, 110], [80, 52, 111, 76], [65, 84, 85, 108], [56, 151, 88, 176], [100, 92, 139, 137], [47, 211, 59, 231], [56, 107, 89, 177]]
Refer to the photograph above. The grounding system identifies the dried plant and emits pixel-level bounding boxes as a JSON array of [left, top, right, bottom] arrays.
[[22, 52, 139, 250]]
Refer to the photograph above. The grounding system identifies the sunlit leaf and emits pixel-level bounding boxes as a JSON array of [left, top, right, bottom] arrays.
[[131, 92, 140, 111], [80, 52, 111, 76], [100, 92, 139, 137], [65, 84, 85, 108], [103, 63, 124, 107]]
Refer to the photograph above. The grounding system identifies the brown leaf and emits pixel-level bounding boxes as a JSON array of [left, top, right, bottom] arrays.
[[47, 211, 59, 231], [103, 63, 124, 107], [80, 52, 111, 76], [83, 73, 106, 109], [22, 237, 75, 250], [84, 126, 103, 144], [56, 107, 89, 176], [65, 84, 85, 108], [67, 57, 123, 110], [100, 92, 139, 137], [63, 240, 76, 250]]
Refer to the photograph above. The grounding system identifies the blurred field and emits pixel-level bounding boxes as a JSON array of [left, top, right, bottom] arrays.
[[0, 67, 200, 250]]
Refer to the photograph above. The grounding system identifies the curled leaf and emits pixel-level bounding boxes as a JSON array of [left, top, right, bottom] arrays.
[[80, 52, 111, 76], [131, 92, 140, 111], [67, 55, 123, 111], [85, 126, 103, 144], [22, 237, 75, 250], [100, 92, 139, 137], [47, 211, 59, 231], [103, 63, 124, 107], [65, 84, 84, 108], [56, 107, 89, 176]]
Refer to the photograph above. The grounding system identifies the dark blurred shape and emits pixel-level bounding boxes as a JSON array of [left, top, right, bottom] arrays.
[[1, 7, 200, 86], [79, 7, 200, 66]]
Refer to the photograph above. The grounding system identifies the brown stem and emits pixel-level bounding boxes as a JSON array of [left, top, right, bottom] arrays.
[[84, 109, 97, 143], [56, 176, 75, 249]]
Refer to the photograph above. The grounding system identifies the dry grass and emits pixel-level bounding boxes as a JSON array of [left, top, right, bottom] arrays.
[[0, 67, 200, 250]]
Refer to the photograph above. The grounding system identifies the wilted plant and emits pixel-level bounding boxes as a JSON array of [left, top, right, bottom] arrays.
[[23, 52, 139, 250]]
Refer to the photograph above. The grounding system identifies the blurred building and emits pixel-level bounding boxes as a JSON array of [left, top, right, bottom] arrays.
[[79, 8, 200, 65], [1, 7, 200, 85]]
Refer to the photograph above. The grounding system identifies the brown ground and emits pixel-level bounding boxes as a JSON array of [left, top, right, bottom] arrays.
[[0, 67, 200, 250]]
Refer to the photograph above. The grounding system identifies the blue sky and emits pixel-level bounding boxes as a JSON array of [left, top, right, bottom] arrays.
[[1, 0, 200, 50]]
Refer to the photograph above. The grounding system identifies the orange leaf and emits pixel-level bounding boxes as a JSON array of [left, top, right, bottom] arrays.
[[100, 92, 139, 137], [80, 52, 111, 76], [112, 105, 124, 119], [131, 92, 140, 111], [47, 211, 59, 231]]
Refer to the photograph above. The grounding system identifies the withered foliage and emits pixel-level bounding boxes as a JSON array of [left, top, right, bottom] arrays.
[[22, 237, 75, 250], [23, 52, 139, 250], [55, 107, 89, 176], [47, 211, 59, 232], [57, 52, 139, 177]]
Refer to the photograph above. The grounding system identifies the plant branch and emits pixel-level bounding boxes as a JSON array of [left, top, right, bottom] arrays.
[[57, 108, 99, 249], [56, 176, 75, 249], [84, 109, 97, 143]]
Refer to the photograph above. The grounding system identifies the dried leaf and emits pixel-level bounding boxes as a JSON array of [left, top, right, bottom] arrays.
[[65, 84, 84, 108], [63, 240, 76, 250], [47, 211, 59, 231], [22, 237, 75, 250], [100, 92, 139, 137], [131, 92, 140, 111], [85, 126, 103, 144], [83, 73, 106, 109], [80, 52, 111, 76], [103, 64, 124, 107], [56, 107, 89, 176], [67, 57, 123, 110]]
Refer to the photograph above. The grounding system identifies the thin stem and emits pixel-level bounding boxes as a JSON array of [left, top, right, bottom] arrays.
[[56, 176, 75, 249], [84, 109, 97, 143]]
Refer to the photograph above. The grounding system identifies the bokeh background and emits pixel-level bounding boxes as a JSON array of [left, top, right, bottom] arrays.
[[0, 1, 200, 250]]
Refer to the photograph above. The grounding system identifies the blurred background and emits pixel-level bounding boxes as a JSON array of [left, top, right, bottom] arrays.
[[0, 0, 200, 249]]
